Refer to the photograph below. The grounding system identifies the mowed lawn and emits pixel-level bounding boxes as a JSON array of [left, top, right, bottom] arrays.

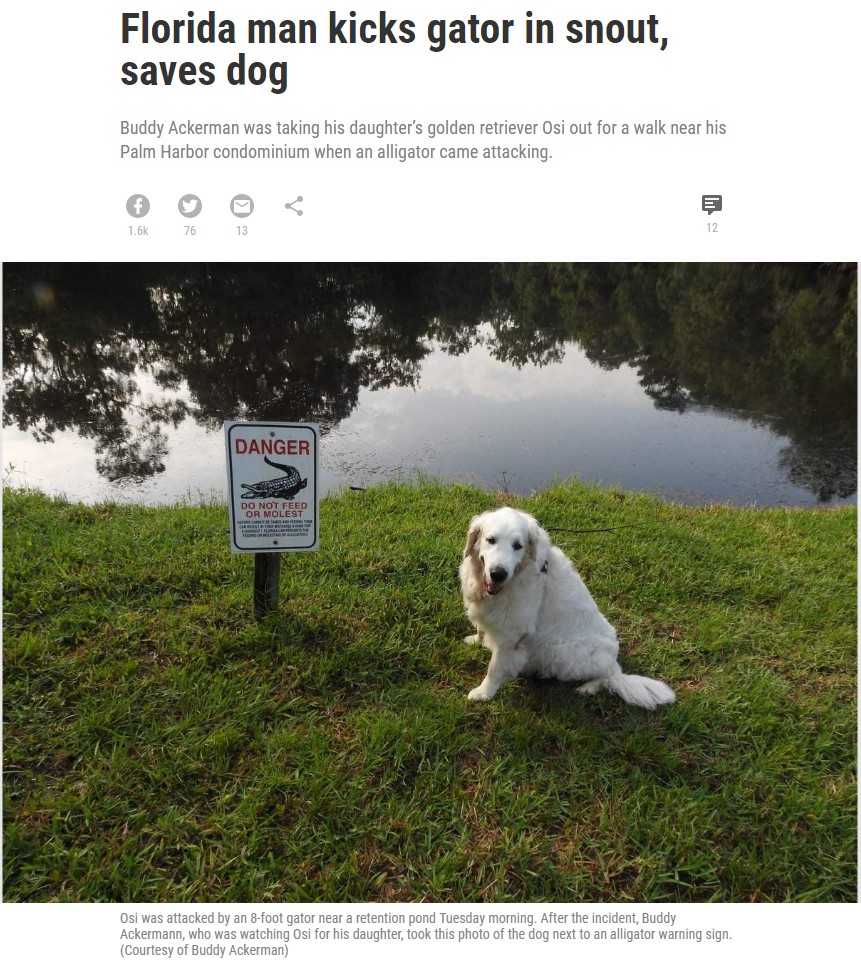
[[2, 482, 856, 902]]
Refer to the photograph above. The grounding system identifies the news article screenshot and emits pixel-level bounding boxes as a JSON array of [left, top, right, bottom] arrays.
[[0, 2, 857, 967]]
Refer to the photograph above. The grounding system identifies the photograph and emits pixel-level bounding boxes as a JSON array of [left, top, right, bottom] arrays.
[[3, 262, 856, 904]]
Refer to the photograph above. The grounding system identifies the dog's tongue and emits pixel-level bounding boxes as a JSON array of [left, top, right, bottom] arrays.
[[485, 579, 503, 596]]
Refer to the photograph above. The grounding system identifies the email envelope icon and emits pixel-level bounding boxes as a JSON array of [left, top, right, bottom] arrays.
[[231, 196, 253, 216]]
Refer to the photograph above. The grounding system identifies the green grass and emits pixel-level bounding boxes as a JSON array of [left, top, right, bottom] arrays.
[[2, 481, 856, 902]]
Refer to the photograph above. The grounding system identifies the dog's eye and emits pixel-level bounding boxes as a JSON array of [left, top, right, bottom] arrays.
[[512, 541, 523, 551], [486, 536, 496, 545]]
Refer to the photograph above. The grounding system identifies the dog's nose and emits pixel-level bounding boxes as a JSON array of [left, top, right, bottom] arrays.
[[489, 566, 508, 583]]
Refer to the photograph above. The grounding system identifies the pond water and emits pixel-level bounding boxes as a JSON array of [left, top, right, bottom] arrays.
[[2, 263, 856, 508]]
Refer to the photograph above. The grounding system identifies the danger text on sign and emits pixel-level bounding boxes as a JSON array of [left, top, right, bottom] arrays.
[[234, 438, 310, 456]]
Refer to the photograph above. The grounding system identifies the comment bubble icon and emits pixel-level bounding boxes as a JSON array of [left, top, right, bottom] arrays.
[[702, 195, 723, 213]]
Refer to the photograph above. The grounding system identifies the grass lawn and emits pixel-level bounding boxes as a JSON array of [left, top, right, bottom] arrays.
[[2, 482, 856, 902]]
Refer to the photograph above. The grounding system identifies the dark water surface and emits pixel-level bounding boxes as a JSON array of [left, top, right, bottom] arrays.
[[2, 263, 856, 507]]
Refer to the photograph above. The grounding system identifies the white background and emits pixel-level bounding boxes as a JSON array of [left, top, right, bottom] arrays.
[[1, 901, 859, 964], [1, 1, 858, 965], [0, 1, 858, 261]]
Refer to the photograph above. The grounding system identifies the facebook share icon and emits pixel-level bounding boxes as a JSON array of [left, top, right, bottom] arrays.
[[126, 194, 151, 218]]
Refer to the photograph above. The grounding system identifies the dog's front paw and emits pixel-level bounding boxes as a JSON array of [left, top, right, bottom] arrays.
[[468, 685, 494, 701], [464, 634, 480, 645]]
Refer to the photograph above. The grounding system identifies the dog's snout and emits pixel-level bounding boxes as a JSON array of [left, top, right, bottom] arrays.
[[489, 566, 508, 583]]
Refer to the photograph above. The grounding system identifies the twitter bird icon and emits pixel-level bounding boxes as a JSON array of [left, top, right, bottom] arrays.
[[178, 194, 202, 218]]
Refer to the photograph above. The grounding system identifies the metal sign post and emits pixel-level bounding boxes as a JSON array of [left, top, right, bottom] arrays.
[[224, 421, 319, 619]]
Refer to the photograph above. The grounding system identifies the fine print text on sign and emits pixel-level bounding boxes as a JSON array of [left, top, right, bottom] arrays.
[[224, 422, 319, 553]]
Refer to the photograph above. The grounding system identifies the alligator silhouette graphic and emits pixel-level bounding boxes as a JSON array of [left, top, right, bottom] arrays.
[[241, 456, 308, 499]]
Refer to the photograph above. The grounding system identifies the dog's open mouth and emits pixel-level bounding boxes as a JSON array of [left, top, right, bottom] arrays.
[[484, 579, 504, 596]]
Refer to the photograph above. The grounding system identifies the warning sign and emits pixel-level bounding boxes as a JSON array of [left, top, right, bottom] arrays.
[[224, 422, 319, 553]]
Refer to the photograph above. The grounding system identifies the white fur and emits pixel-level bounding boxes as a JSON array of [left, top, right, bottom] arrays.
[[459, 507, 676, 709]]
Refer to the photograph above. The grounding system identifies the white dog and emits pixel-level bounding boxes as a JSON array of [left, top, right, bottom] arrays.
[[460, 507, 675, 708]]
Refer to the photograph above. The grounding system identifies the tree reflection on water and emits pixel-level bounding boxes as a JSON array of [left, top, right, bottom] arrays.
[[3, 263, 856, 502]]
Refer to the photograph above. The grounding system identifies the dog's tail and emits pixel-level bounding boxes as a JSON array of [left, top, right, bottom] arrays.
[[606, 671, 676, 709]]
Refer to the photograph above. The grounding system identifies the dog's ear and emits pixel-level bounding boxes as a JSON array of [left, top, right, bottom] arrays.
[[464, 514, 484, 558], [526, 514, 551, 565]]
